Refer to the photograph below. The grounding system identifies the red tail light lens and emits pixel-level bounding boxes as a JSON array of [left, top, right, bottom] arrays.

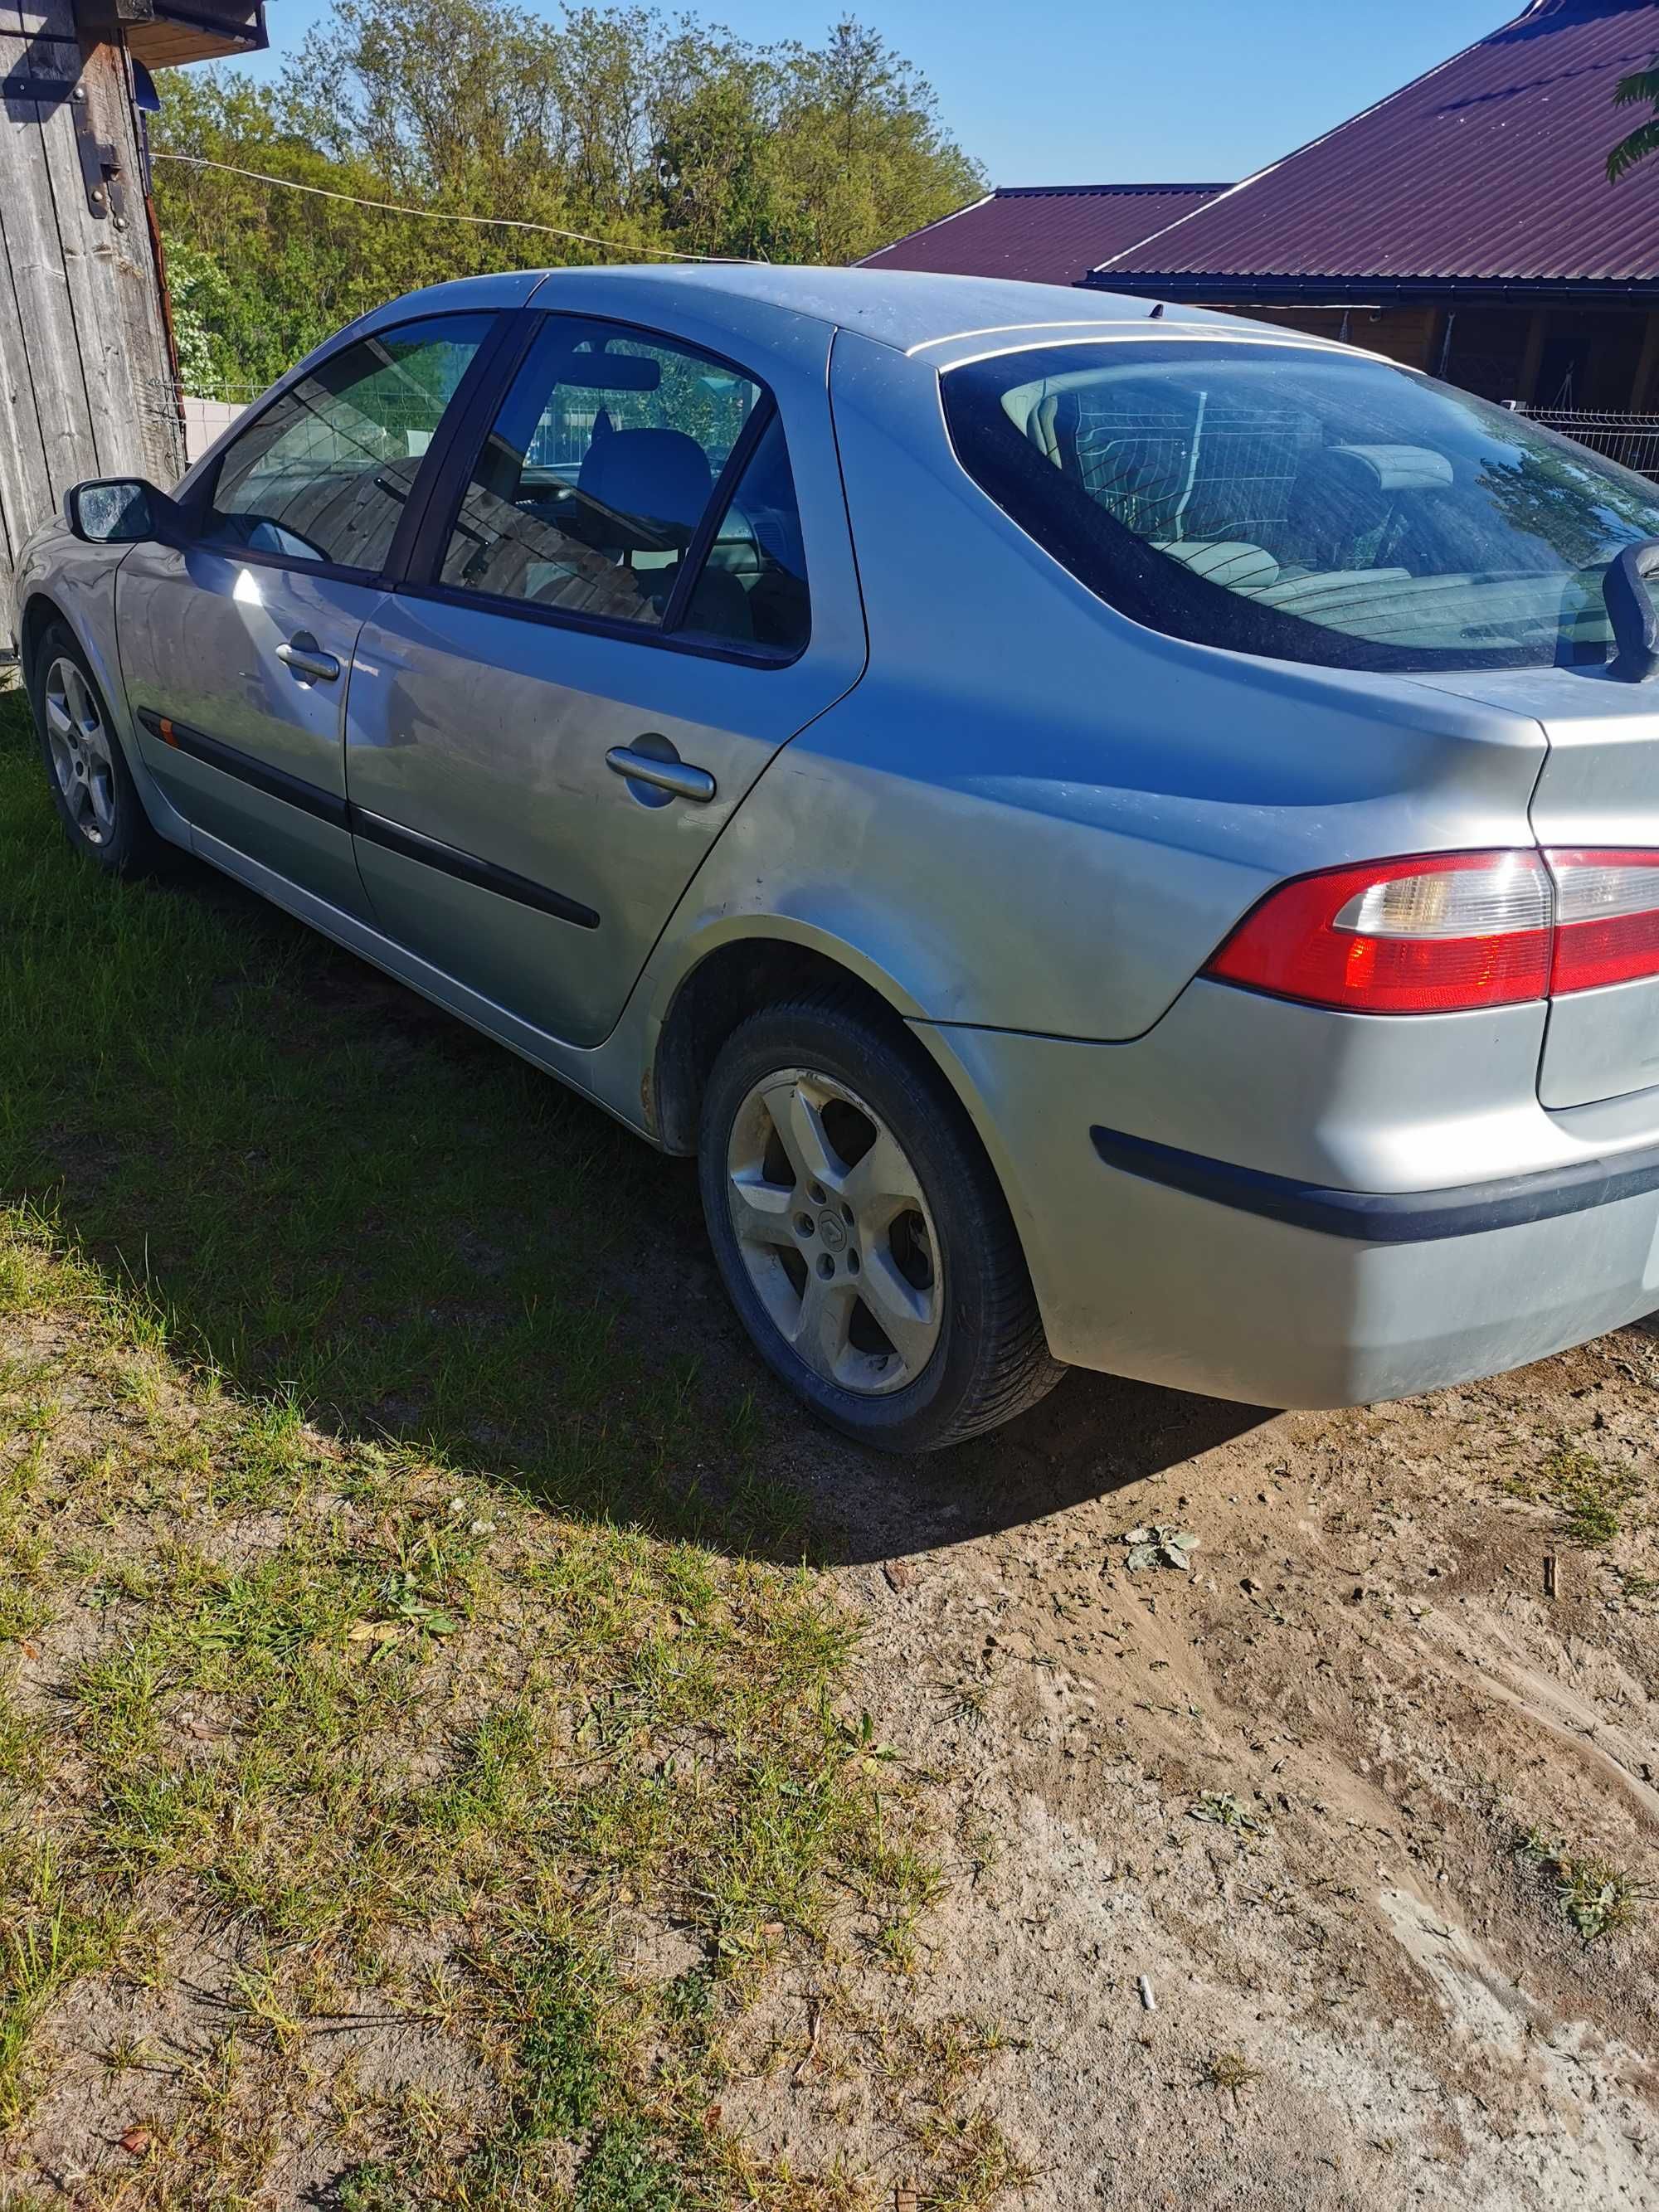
[[1548, 851, 1659, 994], [1209, 847, 1659, 1013], [1205, 851, 1554, 1014]]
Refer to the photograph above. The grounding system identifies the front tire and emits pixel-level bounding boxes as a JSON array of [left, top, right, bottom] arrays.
[[29, 621, 164, 877], [698, 994, 1064, 1451]]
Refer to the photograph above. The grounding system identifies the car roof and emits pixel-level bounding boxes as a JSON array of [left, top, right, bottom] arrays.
[[530, 264, 1243, 352], [362, 261, 1331, 362]]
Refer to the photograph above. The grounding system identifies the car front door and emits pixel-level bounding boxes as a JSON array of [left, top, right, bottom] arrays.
[[342, 308, 865, 1048], [118, 312, 499, 917]]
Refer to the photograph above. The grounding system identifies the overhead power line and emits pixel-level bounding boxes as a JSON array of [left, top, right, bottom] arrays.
[[151, 152, 763, 265]]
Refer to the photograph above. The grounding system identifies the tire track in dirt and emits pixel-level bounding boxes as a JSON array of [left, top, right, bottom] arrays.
[[733, 1320, 1659, 2207]]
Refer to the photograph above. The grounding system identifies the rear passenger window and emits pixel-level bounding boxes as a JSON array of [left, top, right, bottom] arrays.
[[205, 316, 492, 572], [436, 314, 808, 657], [680, 413, 810, 657], [440, 318, 756, 629]]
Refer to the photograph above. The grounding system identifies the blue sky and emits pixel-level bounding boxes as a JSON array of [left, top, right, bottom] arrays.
[[239, 1, 1513, 188]]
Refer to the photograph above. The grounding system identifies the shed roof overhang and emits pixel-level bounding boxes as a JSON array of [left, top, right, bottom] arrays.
[[117, 0, 269, 68]]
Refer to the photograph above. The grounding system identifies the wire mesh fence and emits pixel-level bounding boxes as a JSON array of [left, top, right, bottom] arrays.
[[1514, 406, 1659, 481]]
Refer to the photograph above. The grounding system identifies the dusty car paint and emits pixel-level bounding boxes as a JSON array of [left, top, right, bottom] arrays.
[[17, 264, 1659, 1411]]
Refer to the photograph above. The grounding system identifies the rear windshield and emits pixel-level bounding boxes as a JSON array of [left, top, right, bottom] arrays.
[[940, 338, 1659, 674]]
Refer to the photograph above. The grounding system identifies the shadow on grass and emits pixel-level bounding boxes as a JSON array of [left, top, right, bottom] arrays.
[[0, 692, 1261, 1564]]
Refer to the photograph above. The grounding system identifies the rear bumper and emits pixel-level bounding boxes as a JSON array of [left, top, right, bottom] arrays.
[[1088, 1123, 1659, 1243], [915, 998, 1659, 1410], [1076, 1125, 1659, 1405]]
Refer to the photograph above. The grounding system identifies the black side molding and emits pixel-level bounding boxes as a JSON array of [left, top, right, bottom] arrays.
[[1089, 1123, 1659, 1244], [352, 809, 600, 931], [136, 710, 599, 931], [138, 709, 348, 829]]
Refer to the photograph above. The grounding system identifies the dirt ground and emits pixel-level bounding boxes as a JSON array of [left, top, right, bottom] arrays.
[[638, 1225, 1659, 2210], [4, 856, 1657, 2204]]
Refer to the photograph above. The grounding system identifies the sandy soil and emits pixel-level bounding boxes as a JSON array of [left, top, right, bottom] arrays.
[[645, 1232, 1659, 2211]]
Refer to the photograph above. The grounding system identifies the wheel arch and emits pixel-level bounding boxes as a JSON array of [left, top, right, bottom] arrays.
[[18, 591, 68, 684], [648, 923, 924, 1155], [644, 921, 1051, 1330], [18, 591, 129, 764], [17, 582, 191, 848]]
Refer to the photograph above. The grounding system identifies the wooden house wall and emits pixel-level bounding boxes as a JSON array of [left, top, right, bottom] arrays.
[[0, 0, 180, 643]]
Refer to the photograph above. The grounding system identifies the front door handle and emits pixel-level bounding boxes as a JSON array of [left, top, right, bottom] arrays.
[[276, 634, 341, 683], [606, 744, 716, 804]]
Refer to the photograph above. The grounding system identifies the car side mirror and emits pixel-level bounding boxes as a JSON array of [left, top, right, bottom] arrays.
[[64, 477, 192, 547]]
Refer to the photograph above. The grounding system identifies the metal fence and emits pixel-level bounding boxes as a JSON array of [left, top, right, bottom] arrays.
[[1514, 406, 1659, 480]]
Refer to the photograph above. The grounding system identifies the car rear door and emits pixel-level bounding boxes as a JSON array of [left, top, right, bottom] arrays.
[[118, 310, 503, 918], [342, 307, 865, 1048]]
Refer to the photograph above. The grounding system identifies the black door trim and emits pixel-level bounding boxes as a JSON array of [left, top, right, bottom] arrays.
[[384, 309, 540, 586], [136, 708, 601, 931], [351, 808, 601, 930], [137, 709, 349, 829], [660, 391, 777, 634]]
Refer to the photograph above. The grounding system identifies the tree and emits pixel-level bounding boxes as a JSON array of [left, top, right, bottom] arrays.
[[153, 2, 985, 390], [1608, 56, 1659, 181]]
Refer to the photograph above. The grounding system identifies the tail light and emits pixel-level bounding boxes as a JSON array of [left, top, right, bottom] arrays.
[[1206, 847, 1659, 1014], [1548, 851, 1659, 994]]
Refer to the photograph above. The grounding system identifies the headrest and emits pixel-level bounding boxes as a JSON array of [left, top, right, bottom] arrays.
[[1331, 443, 1454, 493], [577, 427, 712, 540], [1154, 540, 1281, 591]]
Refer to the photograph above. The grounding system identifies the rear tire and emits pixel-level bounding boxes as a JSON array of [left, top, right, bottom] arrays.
[[29, 621, 165, 878], [698, 993, 1065, 1451]]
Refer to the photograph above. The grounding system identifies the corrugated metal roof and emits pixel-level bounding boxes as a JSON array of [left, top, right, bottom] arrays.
[[862, 184, 1228, 287], [1097, 0, 1659, 291]]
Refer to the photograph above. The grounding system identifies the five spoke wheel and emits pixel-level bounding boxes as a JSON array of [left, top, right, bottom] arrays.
[[43, 654, 118, 848], [726, 1067, 942, 1396]]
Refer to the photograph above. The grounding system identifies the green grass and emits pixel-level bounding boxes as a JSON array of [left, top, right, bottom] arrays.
[[1503, 1442, 1648, 1548], [0, 691, 1019, 2207], [0, 687, 770, 1548], [1515, 1824, 1653, 1943]]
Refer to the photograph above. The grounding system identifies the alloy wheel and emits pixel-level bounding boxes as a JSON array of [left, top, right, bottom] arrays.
[[43, 656, 118, 848], [725, 1067, 943, 1396]]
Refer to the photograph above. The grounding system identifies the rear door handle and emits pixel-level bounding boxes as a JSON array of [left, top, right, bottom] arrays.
[[275, 634, 341, 683], [606, 745, 716, 804]]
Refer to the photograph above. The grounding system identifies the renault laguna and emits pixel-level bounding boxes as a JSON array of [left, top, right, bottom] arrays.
[[18, 265, 1659, 1447]]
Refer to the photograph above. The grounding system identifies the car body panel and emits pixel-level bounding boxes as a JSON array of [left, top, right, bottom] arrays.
[[342, 298, 868, 1048], [910, 1014, 1659, 1403], [117, 548, 383, 919], [1418, 664, 1659, 1111], [815, 328, 1550, 1038], [16, 265, 1659, 1413]]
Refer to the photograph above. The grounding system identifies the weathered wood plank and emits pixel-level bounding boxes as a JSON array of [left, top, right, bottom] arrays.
[[0, 6, 181, 634], [9, 3, 78, 39], [0, 12, 181, 632], [0, 29, 98, 632], [28, 25, 176, 482], [0, 239, 53, 589]]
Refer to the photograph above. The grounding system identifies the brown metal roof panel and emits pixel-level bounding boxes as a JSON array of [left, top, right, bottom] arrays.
[[1099, 1, 1659, 287], [863, 183, 1228, 287]]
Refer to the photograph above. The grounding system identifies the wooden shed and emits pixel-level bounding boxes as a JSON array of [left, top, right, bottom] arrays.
[[0, 0, 268, 646]]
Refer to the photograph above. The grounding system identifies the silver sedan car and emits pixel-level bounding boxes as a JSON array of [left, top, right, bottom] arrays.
[[18, 265, 1659, 1447]]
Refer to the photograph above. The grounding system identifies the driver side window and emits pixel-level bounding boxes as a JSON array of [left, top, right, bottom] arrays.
[[203, 314, 494, 573]]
